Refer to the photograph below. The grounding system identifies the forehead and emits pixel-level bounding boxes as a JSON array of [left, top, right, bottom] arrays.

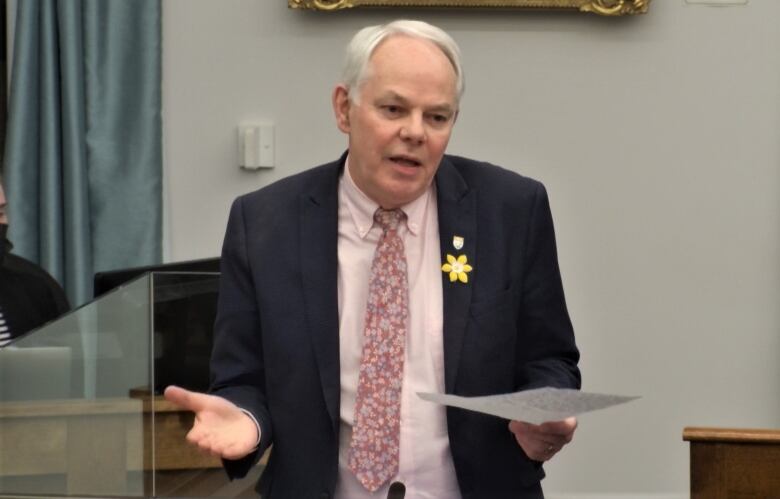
[[364, 35, 457, 101]]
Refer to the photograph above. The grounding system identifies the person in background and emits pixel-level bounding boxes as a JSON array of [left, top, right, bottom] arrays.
[[165, 20, 580, 498], [0, 178, 70, 347]]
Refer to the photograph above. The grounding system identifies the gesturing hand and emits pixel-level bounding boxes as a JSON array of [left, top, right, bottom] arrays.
[[164, 385, 259, 460], [508, 417, 577, 462]]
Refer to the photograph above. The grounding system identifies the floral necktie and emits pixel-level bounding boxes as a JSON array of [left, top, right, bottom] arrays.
[[348, 208, 408, 491]]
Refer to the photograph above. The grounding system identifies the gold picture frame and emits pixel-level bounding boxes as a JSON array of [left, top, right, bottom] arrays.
[[289, 0, 651, 16]]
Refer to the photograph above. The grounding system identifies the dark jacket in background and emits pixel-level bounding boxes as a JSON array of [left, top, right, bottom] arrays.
[[0, 252, 70, 344]]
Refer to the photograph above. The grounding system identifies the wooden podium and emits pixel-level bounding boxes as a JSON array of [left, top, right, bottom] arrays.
[[683, 426, 780, 498], [0, 396, 265, 497]]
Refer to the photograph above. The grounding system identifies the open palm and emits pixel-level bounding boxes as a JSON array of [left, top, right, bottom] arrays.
[[164, 385, 258, 460]]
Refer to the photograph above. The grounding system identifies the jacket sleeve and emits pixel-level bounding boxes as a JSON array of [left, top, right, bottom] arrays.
[[515, 183, 581, 391], [210, 196, 273, 477]]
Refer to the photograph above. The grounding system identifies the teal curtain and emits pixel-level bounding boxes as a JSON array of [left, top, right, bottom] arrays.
[[3, 0, 162, 307]]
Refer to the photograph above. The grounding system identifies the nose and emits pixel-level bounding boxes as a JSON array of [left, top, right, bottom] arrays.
[[399, 113, 426, 144]]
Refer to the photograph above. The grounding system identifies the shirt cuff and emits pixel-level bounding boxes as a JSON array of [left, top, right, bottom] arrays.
[[239, 408, 262, 448]]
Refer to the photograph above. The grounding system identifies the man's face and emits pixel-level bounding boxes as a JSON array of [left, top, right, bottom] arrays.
[[333, 35, 458, 209], [0, 183, 7, 225]]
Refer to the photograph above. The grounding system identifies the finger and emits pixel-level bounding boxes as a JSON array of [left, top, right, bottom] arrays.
[[537, 420, 576, 446], [528, 440, 561, 461], [196, 434, 226, 458], [195, 433, 215, 454], [186, 424, 208, 446], [164, 385, 194, 409], [222, 449, 243, 460], [508, 420, 566, 461], [194, 431, 249, 460], [539, 417, 578, 436], [509, 420, 560, 442], [211, 440, 249, 461], [520, 428, 570, 449], [508, 420, 537, 436], [222, 442, 247, 461], [521, 434, 561, 456], [541, 444, 559, 461], [209, 441, 226, 458], [515, 419, 576, 447], [164, 385, 208, 413], [526, 434, 571, 452]]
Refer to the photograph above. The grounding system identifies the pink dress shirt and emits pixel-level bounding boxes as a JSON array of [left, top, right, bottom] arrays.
[[334, 161, 461, 499]]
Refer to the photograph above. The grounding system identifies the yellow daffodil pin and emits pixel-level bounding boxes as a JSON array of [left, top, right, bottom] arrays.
[[441, 254, 473, 283]]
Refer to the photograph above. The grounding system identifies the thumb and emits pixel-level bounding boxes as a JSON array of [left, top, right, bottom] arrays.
[[164, 385, 210, 413], [508, 420, 535, 435]]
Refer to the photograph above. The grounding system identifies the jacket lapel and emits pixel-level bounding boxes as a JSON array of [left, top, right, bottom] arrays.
[[300, 158, 343, 435], [435, 158, 476, 393]]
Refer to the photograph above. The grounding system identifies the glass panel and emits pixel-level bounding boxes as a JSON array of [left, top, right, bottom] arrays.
[[151, 273, 218, 396], [0, 271, 260, 498], [146, 272, 265, 497], [0, 273, 152, 497], [147, 273, 223, 497]]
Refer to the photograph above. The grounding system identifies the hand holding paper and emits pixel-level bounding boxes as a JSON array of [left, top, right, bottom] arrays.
[[509, 417, 577, 462]]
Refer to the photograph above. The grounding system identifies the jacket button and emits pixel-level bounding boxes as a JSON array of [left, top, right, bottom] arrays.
[[319, 492, 330, 499]]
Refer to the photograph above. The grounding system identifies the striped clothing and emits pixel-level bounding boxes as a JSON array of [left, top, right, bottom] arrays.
[[0, 306, 11, 347]]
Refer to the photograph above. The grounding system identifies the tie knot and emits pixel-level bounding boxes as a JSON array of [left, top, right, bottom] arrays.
[[374, 208, 404, 232]]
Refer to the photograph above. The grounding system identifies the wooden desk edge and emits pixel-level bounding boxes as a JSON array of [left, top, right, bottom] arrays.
[[683, 426, 780, 444], [0, 397, 196, 418]]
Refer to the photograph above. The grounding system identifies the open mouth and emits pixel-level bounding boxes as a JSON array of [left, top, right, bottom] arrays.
[[389, 155, 422, 168]]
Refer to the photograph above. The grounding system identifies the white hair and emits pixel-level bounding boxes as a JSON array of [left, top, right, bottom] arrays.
[[340, 20, 464, 104]]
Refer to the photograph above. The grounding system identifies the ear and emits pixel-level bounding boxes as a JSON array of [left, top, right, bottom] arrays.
[[332, 84, 352, 134]]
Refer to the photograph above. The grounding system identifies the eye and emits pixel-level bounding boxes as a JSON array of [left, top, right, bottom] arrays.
[[427, 113, 451, 126], [381, 105, 403, 116]]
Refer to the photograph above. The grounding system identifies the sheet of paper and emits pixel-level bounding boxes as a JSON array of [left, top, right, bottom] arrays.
[[418, 387, 639, 425]]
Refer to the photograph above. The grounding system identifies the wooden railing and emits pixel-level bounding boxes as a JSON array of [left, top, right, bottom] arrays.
[[683, 426, 780, 499]]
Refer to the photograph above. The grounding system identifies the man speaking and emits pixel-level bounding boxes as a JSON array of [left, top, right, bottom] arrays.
[[166, 20, 581, 498]]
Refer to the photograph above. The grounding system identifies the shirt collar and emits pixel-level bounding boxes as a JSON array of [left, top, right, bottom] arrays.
[[341, 155, 429, 239]]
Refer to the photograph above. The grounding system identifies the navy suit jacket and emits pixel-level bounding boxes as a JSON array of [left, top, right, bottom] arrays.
[[210, 153, 580, 498]]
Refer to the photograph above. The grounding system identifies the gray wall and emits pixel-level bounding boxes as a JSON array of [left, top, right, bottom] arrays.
[[162, 1, 780, 496]]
